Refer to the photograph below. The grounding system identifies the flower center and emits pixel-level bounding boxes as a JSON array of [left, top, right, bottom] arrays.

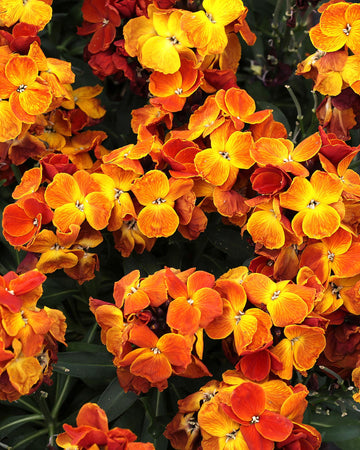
[[33, 218, 38, 226], [126, 219, 137, 229], [17, 84, 27, 93], [151, 347, 161, 354], [250, 415, 260, 424], [168, 35, 180, 45], [114, 188, 124, 200], [283, 155, 293, 162], [225, 430, 238, 442], [206, 12, 216, 23], [327, 250, 335, 261], [187, 298, 194, 305], [219, 151, 230, 160], [307, 199, 319, 209], [102, 18, 109, 26], [271, 290, 280, 300], [174, 88, 183, 95], [343, 23, 351, 35], [234, 310, 244, 324], [152, 198, 166, 205], [75, 200, 84, 211]]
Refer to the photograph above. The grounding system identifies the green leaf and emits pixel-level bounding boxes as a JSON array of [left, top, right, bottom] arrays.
[[97, 378, 137, 422], [54, 351, 115, 380], [257, 100, 291, 132]]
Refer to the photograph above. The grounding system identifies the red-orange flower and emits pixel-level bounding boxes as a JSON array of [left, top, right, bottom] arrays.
[[57, 402, 155, 449], [118, 325, 192, 383], [166, 268, 223, 336], [222, 382, 293, 450], [0, 55, 52, 123]]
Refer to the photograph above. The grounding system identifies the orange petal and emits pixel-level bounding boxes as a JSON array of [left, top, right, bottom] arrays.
[[137, 203, 179, 238]]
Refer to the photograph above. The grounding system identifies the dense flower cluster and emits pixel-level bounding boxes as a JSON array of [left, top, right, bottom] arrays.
[[297, 0, 360, 140], [0, 270, 66, 401], [2, 0, 360, 448]]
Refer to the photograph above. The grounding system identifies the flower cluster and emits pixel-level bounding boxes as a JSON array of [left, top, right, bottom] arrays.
[[57, 402, 155, 449], [2, 0, 360, 447], [90, 267, 223, 393], [165, 375, 321, 450], [297, 0, 360, 140], [0, 269, 66, 401]]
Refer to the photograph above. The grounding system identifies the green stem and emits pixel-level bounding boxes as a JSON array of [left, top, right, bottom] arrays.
[[285, 85, 305, 139], [272, 0, 283, 30], [318, 365, 344, 385], [51, 375, 72, 420], [14, 398, 41, 415], [0, 414, 43, 435], [85, 322, 98, 344], [12, 429, 48, 449]]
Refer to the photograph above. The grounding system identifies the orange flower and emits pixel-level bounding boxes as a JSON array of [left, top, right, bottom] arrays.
[[300, 227, 360, 283], [112, 219, 156, 257], [57, 402, 155, 449], [124, 7, 195, 74], [0, 0, 52, 30], [131, 170, 193, 238], [181, 0, 246, 56], [2, 196, 53, 247], [197, 401, 249, 450], [94, 164, 139, 231], [215, 87, 272, 130], [119, 325, 192, 383], [113, 269, 167, 316], [271, 325, 326, 380], [44, 170, 113, 232], [5, 339, 43, 396], [279, 171, 343, 239], [251, 132, 322, 177], [149, 59, 203, 112], [310, 2, 360, 54], [194, 122, 254, 187], [26, 225, 81, 274], [0, 55, 52, 123], [166, 268, 223, 336], [246, 197, 292, 250], [243, 273, 315, 327], [222, 382, 293, 449], [62, 84, 106, 119], [206, 279, 272, 355], [0, 269, 46, 313], [0, 100, 22, 141]]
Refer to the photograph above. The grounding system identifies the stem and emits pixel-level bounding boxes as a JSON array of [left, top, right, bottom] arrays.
[[51, 375, 72, 420], [272, 0, 283, 30], [0, 414, 43, 435], [12, 429, 48, 449], [14, 398, 42, 415], [155, 390, 161, 417], [318, 365, 344, 385], [285, 85, 305, 138], [85, 322, 98, 344], [311, 90, 319, 113]]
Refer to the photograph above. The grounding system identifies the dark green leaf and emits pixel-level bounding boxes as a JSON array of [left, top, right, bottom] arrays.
[[54, 351, 115, 380], [97, 378, 137, 422]]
